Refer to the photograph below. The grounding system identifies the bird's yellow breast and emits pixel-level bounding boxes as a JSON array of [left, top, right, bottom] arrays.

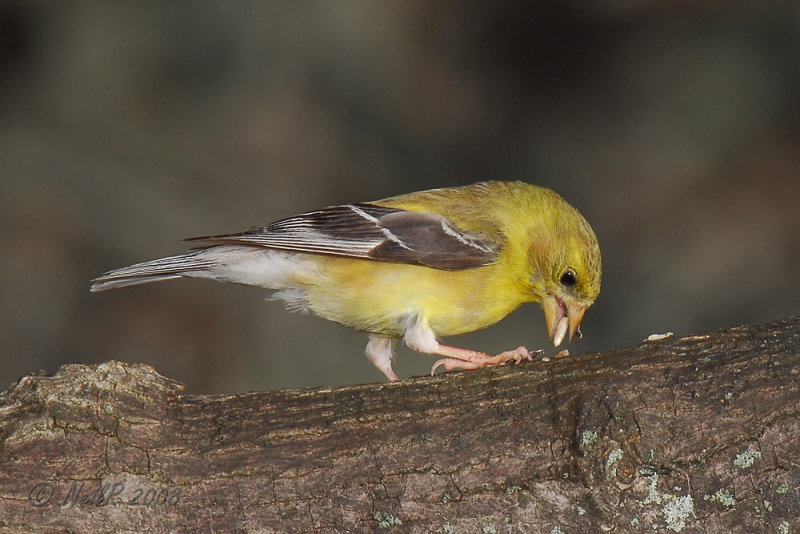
[[293, 254, 536, 338]]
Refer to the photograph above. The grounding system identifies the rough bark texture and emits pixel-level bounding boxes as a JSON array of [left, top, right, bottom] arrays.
[[1, 317, 799, 533]]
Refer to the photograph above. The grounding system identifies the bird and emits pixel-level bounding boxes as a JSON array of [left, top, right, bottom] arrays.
[[91, 181, 602, 381]]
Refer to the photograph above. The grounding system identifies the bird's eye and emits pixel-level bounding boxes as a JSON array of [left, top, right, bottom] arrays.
[[560, 270, 577, 287]]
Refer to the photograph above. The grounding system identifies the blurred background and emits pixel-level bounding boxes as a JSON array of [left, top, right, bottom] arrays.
[[1, 2, 798, 393]]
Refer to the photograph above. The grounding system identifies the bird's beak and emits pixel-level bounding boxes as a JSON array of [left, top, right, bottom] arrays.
[[542, 294, 587, 347]]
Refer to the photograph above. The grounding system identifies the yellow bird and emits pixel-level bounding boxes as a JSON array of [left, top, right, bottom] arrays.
[[91, 181, 601, 381]]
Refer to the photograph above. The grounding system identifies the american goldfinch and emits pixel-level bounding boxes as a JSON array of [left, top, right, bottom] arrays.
[[91, 181, 601, 381]]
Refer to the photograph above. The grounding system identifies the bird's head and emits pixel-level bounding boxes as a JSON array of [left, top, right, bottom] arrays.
[[527, 201, 601, 347]]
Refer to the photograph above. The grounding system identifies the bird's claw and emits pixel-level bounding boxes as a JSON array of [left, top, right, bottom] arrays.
[[430, 346, 538, 376]]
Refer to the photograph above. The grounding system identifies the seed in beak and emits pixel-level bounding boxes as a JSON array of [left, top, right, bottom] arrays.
[[553, 316, 569, 347]]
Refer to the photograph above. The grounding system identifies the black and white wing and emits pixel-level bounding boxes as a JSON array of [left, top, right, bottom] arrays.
[[189, 203, 499, 270]]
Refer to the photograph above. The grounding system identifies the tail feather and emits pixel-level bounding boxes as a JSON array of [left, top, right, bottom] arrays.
[[90, 252, 216, 292], [90, 246, 310, 293]]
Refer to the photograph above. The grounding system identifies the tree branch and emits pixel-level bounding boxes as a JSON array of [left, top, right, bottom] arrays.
[[1, 317, 799, 533]]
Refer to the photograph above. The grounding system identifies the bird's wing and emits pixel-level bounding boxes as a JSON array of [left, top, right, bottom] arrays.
[[188, 203, 499, 270]]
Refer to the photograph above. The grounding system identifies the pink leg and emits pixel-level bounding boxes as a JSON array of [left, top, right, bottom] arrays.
[[430, 345, 536, 375], [402, 316, 538, 377]]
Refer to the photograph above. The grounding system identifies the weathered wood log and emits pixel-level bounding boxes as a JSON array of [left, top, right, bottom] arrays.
[[1, 317, 798, 533]]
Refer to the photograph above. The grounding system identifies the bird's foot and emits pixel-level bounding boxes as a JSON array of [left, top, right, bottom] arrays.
[[431, 346, 538, 375]]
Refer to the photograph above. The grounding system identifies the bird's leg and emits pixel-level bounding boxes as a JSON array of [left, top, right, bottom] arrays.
[[429, 345, 534, 375], [366, 334, 399, 381], [403, 316, 535, 376]]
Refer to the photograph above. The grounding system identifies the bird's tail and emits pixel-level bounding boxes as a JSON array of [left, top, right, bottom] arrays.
[[91, 245, 308, 293], [90, 251, 218, 292]]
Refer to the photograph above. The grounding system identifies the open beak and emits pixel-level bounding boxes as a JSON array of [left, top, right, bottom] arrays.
[[542, 294, 587, 347]]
